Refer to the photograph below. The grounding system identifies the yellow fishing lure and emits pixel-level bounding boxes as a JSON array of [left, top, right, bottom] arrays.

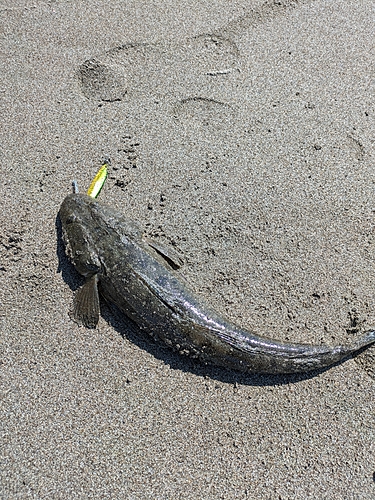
[[87, 163, 108, 198]]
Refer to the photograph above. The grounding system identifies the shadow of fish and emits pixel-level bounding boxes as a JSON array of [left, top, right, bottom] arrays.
[[59, 193, 375, 374]]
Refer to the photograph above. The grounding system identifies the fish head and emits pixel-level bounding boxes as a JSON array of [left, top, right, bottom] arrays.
[[59, 193, 102, 277]]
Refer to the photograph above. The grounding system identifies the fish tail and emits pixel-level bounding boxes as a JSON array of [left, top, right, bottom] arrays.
[[348, 329, 375, 354]]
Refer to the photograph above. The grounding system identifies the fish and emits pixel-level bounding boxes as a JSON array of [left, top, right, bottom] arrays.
[[59, 191, 375, 374]]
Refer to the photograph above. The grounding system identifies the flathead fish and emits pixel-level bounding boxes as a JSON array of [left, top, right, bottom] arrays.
[[59, 192, 375, 374]]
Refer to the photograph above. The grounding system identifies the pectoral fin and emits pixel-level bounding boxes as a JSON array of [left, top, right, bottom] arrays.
[[144, 237, 184, 270], [72, 274, 100, 328]]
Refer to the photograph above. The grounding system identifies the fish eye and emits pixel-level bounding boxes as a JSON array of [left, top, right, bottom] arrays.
[[86, 262, 100, 272]]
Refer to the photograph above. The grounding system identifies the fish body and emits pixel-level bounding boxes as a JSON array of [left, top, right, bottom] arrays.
[[59, 193, 375, 374]]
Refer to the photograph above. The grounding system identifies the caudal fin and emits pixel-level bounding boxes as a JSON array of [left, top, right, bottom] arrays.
[[349, 330, 375, 353]]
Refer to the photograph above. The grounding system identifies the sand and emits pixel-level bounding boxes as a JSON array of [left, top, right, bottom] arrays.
[[1, 0, 375, 498]]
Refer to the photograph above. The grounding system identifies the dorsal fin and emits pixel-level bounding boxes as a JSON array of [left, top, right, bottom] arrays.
[[144, 237, 184, 270]]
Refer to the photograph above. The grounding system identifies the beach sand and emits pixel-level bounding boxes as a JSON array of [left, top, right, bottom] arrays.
[[1, 0, 375, 498]]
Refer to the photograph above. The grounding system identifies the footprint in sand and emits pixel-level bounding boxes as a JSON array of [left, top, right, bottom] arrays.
[[78, 0, 311, 103], [78, 1, 312, 123], [78, 33, 242, 125]]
